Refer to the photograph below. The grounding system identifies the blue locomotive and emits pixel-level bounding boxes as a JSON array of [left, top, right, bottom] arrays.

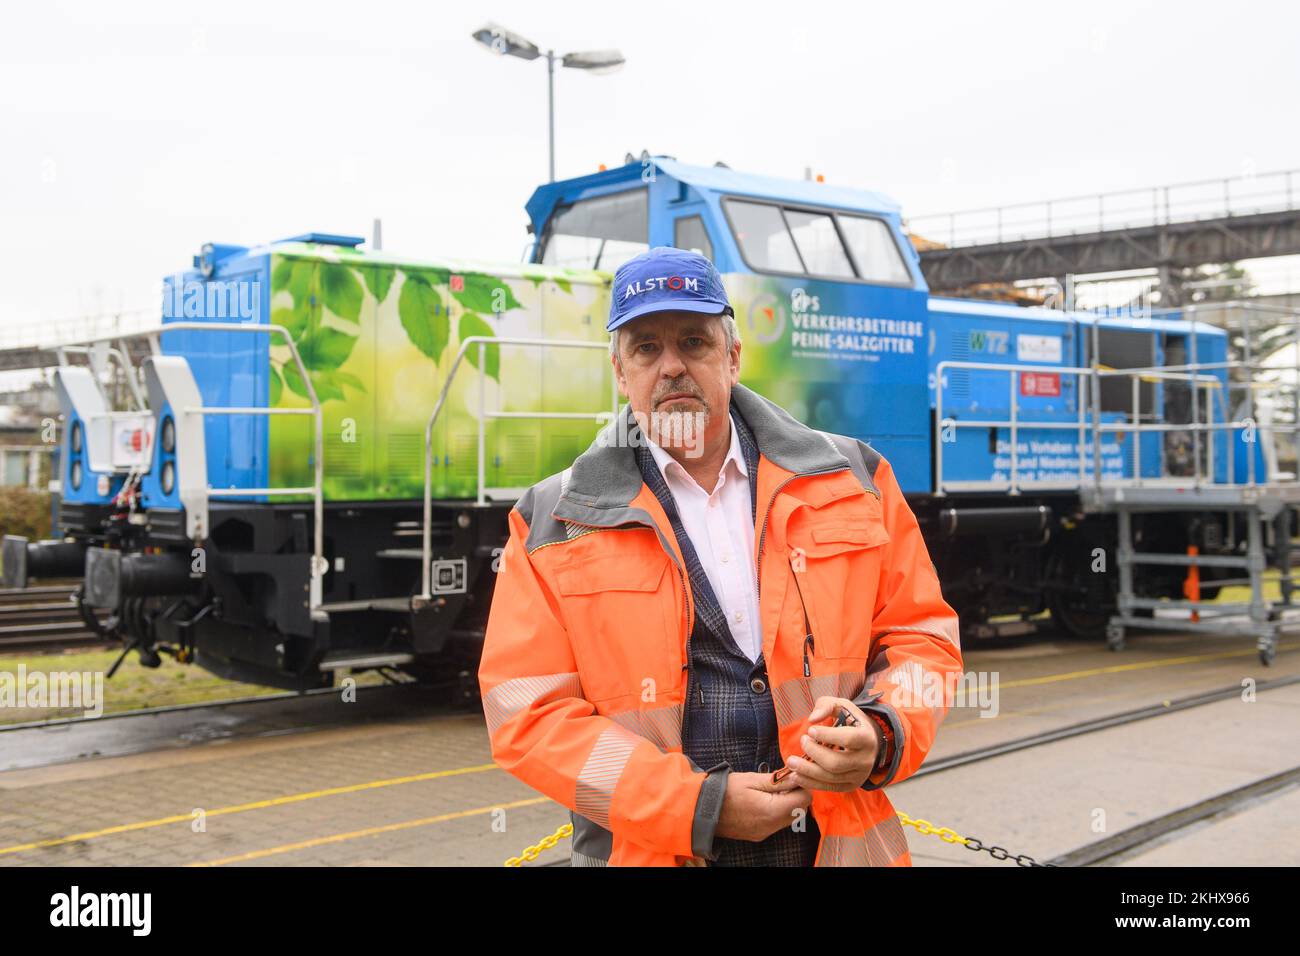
[[3, 156, 1272, 689]]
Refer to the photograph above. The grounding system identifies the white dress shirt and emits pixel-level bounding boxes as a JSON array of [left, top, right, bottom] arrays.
[[645, 411, 763, 662]]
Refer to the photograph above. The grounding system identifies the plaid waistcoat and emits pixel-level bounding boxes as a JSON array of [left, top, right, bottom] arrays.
[[634, 399, 820, 866]]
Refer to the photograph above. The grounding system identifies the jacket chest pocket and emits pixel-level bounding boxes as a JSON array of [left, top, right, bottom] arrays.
[[553, 554, 681, 705], [786, 515, 890, 664]]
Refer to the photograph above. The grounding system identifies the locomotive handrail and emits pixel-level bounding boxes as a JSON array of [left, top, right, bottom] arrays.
[[1096, 363, 1300, 490], [934, 360, 1228, 496], [935, 360, 1094, 496], [419, 335, 619, 601], [935, 356, 1300, 496], [65, 320, 327, 610]]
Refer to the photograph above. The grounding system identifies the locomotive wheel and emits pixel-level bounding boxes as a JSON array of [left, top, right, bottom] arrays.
[[1045, 542, 1117, 641]]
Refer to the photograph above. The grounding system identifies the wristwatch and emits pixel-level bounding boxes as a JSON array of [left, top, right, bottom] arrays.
[[864, 710, 894, 776]]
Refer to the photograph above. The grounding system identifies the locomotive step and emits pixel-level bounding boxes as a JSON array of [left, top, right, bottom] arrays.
[[317, 597, 417, 613], [318, 650, 416, 671]]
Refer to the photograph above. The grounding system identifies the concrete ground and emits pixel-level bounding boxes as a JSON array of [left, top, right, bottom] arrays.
[[0, 629, 1296, 867]]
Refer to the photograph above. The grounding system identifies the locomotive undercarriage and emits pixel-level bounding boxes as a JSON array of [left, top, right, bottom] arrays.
[[914, 495, 1292, 640], [16, 490, 1293, 687], [53, 500, 508, 693]]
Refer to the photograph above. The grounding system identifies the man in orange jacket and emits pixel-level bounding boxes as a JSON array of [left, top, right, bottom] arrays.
[[480, 247, 962, 866]]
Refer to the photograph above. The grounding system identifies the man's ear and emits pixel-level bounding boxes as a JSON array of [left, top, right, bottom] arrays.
[[729, 338, 742, 386], [611, 351, 629, 399]]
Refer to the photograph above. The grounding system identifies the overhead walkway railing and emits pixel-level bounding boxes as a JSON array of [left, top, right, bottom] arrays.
[[419, 336, 619, 601], [907, 167, 1300, 248]]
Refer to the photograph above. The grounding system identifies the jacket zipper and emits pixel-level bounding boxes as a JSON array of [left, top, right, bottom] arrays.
[[788, 552, 816, 677]]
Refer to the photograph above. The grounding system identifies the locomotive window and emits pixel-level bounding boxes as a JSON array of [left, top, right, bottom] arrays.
[[726, 200, 804, 273], [784, 209, 855, 278], [724, 198, 912, 285], [540, 189, 649, 271], [838, 214, 912, 284], [673, 215, 714, 261]]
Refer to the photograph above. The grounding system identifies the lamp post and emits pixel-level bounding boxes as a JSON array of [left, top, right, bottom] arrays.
[[471, 22, 624, 182]]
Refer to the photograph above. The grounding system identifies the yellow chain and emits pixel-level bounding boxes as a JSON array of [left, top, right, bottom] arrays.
[[505, 813, 975, 865], [504, 823, 573, 867], [895, 810, 971, 846]]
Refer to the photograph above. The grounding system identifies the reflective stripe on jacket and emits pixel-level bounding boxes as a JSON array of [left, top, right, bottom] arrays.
[[478, 383, 963, 866]]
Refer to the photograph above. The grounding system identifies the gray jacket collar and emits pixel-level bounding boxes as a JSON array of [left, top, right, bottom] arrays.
[[552, 383, 850, 527]]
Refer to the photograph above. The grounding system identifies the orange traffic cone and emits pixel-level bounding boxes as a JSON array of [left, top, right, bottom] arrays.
[[1183, 545, 1200, 623]]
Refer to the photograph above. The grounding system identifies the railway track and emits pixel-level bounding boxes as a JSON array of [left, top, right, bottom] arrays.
[[1049, 765, 1300, 866], [0, 585, 112, 654]]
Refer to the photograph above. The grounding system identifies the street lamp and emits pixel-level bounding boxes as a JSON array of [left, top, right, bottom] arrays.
[[471, 22, 625, 182]]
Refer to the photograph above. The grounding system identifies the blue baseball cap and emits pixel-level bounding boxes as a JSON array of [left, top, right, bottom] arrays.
[[607, 246, 732, 332]]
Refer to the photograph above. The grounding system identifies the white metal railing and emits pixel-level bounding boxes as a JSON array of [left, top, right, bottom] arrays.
[[907, 167, 1300, 249], [419, 336, 618, 600], [935, 301, 1300, 496], [47, 321, 327, 609]]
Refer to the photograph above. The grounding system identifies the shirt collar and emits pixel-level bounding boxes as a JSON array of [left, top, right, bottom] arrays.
[[645, 408, 747, 486]]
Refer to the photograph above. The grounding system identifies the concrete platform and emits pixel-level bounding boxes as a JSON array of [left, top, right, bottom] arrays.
[[0, 631, 1294, 866]]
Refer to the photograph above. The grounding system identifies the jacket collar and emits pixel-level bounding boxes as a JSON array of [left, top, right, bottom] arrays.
[[552, 382, 851, 528]]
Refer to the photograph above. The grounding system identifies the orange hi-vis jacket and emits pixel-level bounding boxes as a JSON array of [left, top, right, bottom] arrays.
[[479, 383, 962, 866]]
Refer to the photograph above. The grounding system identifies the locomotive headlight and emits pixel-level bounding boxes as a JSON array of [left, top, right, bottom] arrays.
[[71, 421, 83, 453], [161, 416, 176, 454], [161, 460, 176, 495], [70, 459, 82, 490]]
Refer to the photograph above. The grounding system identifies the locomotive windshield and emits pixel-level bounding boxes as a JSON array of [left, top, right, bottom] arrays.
[[723, 197, 913, 285], [539, 189, 649, 270]]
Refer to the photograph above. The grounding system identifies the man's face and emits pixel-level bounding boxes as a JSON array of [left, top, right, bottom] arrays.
[[612, 310, 741, 457]]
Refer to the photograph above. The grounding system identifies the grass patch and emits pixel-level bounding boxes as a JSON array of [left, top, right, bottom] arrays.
[[0, 647, 385, 724]]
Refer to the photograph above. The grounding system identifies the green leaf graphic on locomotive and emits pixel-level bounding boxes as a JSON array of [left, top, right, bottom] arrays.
[[459, 312, 500, 381], [272, 256, 315, 305], [268, 364, 283, 406], [269, 256, 364, 405], [299, 324, 359, 373], [362, 265, 395, 305], [398, 273, 449, 362], [271, 305, 310, 341], [282, 362, 356, 403], [450, 273, 522, 315], [319, 263, 363, 324]]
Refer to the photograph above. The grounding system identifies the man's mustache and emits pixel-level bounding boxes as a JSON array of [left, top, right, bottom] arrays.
[[654, 381, 707, 406]]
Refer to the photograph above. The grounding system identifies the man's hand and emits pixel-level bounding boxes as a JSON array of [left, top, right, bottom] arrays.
[[783, 696, 880, 792], [715, 771, 812, 842]]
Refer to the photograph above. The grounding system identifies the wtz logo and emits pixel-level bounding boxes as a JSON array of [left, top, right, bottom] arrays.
[[49, 886, 151, 936], [968, 329, 1008, 355], [161, 277, 260, 321]]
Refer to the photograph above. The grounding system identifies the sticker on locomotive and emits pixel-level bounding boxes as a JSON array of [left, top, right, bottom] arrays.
[[1016, 334, 1063, 364], [1020, 372, 1061, 397], [991, 436, 1125, 483], [969, 329, 1009, 355]]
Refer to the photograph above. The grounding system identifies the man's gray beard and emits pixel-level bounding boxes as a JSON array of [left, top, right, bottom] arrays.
[[648, 405, 709, 459]]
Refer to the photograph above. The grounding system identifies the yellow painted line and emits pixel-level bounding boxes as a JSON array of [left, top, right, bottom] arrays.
[[0, 762, 500, 857], [187, 796, 554, 866], [939, 642, 1298, 729], [991, 641, 1297, 690]]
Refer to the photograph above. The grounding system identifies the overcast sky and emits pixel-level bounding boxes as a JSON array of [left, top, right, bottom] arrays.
[[2, 0, 1298, 332]]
